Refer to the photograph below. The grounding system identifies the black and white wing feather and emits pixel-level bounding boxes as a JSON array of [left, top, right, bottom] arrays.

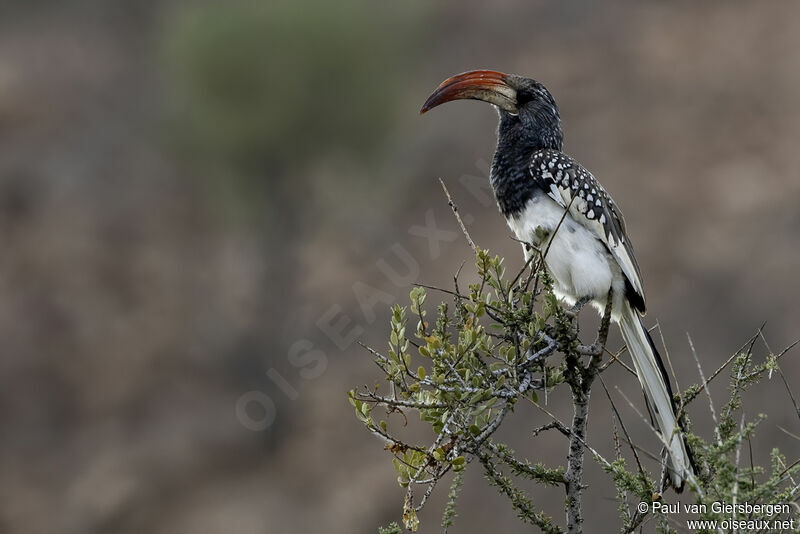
[[529, 149, 646, 312]]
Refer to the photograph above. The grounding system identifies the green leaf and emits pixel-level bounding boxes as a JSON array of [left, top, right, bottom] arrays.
[[469, 391, 484, 405], [452, 455, 466, 472]]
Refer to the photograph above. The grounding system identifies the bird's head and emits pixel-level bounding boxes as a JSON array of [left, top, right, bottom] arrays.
[[421, 69, 563, 152]]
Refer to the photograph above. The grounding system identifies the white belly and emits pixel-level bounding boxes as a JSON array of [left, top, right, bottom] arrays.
[[506, 194, 626, 316]]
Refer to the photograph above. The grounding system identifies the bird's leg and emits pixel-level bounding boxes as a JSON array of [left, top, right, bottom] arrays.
[[565, 296, 591, 318], [577, 288, 614, 358], [596, 287, 613, 348]]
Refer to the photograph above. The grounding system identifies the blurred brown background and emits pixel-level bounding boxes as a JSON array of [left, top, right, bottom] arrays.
[[1, 1, 799, 533]]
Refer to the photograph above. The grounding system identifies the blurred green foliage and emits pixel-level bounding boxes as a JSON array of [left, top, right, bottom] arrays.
[[157, 0, 432, 232], [160, 0, 431, 172]]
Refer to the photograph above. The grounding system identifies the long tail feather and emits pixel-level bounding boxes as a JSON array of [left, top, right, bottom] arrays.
[[618, 301, 693, 490]]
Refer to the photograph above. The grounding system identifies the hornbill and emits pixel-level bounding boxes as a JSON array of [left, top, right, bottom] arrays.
[[420, 70, 693, 491]]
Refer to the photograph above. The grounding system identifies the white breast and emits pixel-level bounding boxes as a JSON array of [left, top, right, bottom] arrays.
[[506, 194, 626, 316]]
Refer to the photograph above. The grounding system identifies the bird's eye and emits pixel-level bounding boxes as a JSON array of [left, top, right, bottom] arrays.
[[517, 88, 537, 107]]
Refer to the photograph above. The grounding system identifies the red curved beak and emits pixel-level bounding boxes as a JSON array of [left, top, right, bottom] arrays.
[[420, 70, 517, 114]]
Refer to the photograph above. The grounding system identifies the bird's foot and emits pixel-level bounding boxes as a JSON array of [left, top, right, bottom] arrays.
[[565, 296, 591, 319]]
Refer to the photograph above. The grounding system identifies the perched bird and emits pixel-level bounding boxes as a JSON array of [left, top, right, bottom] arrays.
[[420, 69, 693, 490]]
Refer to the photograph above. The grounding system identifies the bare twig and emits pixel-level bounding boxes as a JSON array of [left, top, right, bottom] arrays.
[[775, 366, 800, 421], [615, 387, 704, 498], [687, 332, 720, 444], [542, 196, 576, 261], [439, 178, 477, 253], [599, 376, 646, 478], [656, 321, 681, 396], [777, 425, 800, 442], [599, 347, 638, 376], [532, 421, 562, 437], [528, 400, 612, 468], [414, 282, 504, 315], [681, 328, 775, 405]]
